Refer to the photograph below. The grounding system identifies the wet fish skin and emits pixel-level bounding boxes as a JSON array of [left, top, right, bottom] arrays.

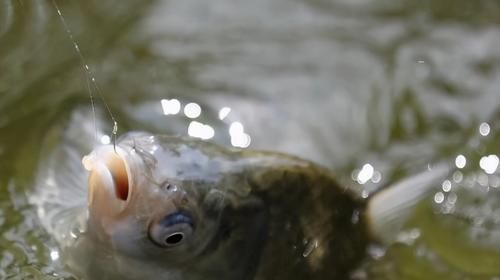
[[79, 132, 369, 280]]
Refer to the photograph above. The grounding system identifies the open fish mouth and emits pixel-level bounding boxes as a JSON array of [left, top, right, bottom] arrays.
[[82, 145, 132, 213]]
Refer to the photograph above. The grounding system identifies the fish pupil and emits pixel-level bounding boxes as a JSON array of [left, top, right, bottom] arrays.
[[165, 232, 184, 245]]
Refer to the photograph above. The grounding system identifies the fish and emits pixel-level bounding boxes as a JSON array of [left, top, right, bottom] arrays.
[[30, 110, 450, 280]]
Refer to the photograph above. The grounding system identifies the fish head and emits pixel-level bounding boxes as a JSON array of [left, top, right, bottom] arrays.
[[81, 133, 234, 266]]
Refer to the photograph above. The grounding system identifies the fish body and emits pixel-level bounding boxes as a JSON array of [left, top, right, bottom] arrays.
[[31, 110, 448, 280]]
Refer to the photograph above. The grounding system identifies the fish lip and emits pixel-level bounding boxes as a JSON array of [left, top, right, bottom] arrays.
[[83, 144, 135, 211]]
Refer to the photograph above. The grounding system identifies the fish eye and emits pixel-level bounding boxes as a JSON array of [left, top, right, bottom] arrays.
[[149, 211, 194, 248]]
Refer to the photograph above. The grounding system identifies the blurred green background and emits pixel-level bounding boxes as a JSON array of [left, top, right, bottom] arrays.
[[0, 0, 500, 279]]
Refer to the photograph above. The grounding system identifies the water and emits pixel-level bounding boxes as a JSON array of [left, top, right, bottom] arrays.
[[1, 0, 500, 278]]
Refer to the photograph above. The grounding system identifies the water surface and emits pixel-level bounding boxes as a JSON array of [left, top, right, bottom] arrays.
[[1, 0, 500, 279]]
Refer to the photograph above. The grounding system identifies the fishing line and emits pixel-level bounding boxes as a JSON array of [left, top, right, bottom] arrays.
[[50, 0, 119, 150]]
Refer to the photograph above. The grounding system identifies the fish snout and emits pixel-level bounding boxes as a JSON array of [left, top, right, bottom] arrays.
[[82, 145, 131, 213]]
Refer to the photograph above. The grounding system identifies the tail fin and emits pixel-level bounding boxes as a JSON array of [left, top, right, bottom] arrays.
[[366, 163, 451, 244]]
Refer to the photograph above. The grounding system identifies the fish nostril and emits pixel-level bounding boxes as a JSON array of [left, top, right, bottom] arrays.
[[161, 182, 177, 192], [165, 232, 184, 245]]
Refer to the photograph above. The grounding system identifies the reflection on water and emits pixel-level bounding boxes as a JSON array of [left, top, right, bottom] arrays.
[[161, 99, 181, 115], [455, 155, 467, 169], [188, 120, 215, 140], [229, 121, 252, 148], [352, 163, 382, 185], [480, 155, 499, 174], [218, 107, 231, 120], [184, 102, 201, 119], [160, 97, 252, 146], [479, 122, 491, 137], [1, 0, 500, 279]]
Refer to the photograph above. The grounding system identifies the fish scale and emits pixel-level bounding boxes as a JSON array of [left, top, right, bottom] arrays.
[[30, 108, 449, 280]]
